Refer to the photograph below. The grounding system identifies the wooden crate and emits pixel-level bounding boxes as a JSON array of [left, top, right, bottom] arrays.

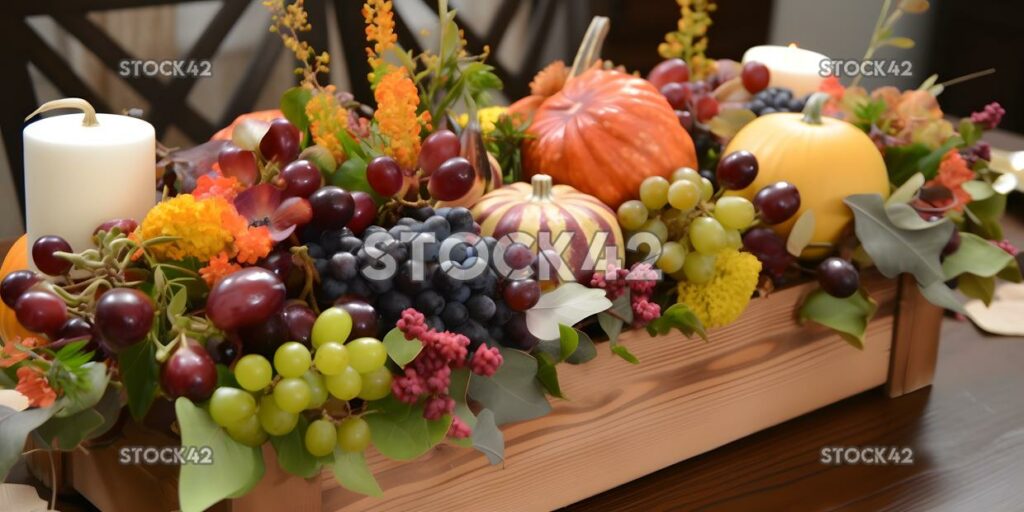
[[52, 273, 941, 511]]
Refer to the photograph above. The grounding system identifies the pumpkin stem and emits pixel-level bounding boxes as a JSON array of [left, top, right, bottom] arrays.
[[570, 17, 610, 78], [530, 174, 554, 201], [25, 98, 100, 127], [801, 92, 831, 125]]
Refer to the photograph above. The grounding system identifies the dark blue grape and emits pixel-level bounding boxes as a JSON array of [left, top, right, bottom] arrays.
[[396, 260, 428, 295], [444, 285, 471, 303], [346, 276, 371, 298], [442, 302, 469, 327], [366, 275, 393, 294], [378, 291, 412, 320], [408, 206, 435, 221], [329, 252, 358, 281], [454, 320, 490, 349], [319, 229, 346, 254], [313, 258, 329, 278], [414, 290, 445, 316], [397, 217, 419, 227], [447, 207, 474, 233], [502, 313, 538, 351], [388, 224, 411, 240], [434, 207, 452, 219], [488, 326, 505, 343], [339, 236, 363, 253], [423, 216, 451, 241], [307, 243, 326, 259], [319, 278, 348, 302], [425, 315, 445, 332], [492, 301, 512, 326], [466, 295, 496, 322]]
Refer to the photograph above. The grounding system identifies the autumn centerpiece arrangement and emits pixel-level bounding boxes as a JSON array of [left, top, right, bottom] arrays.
[[0, 0, 1018, 510]]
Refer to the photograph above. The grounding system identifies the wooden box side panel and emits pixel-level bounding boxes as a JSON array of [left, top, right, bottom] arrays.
[[320, 276, 899, 512]]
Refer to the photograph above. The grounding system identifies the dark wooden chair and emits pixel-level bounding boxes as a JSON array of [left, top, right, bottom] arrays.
[[1, 0, 589, 222]]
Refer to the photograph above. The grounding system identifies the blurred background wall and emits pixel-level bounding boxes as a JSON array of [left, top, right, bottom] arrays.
[[2, 0, 1017, 239]]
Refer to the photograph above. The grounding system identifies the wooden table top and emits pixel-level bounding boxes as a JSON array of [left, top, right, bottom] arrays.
[[6, 210, 1024, 512]]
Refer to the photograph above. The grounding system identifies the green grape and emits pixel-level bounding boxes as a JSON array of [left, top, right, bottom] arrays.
[[313, 341, 349, 376], [274, 341, 312, 378], [337, 417, 372, 453], [713, 196, 755, 230], [639, 176, 670, 210], [273, 377, 312, 413], [688, 217, 727, 254], [617, 200, 649, 231], [325, 366, 362, 400], [234, 354, 272, 392], [657, 241, 686, 274], [346, 337, 387, 373], [724, 229, 743, 250], [258, 395, 299, 436], [304, 419, 338, 457], [303, 371, 329, 408], [358, 367, 393, 401], [209, 387, 256, 427], [700, 177, 714, 201], [683, 251, 717, 283], [639, 218, 668, 244], [311, 307, 353, 348], [672, 167, 702, 186], [225, 414, 268, 447], [667, 180, 700, 211]]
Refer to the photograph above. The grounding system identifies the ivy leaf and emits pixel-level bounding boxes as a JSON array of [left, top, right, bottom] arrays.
[[535, 352, 564, 398], [332, 449, 383, 497], [786, 209, 816, 257], [845, 194, 952, 286], [270, 416, 320, 478], [525, 283, 612, 340], [119, 339, 159, 420], [280, 87, 312, 145], [798, 288, 878, 349], [382, 328, 423, 368], [708, 108, 756, 139], [943, 232, 1014, 279], [175, 398, 265, 512], [34, 408, 104, 451], [470, 409, 504, 465], [0, 405, 57, 479], [566, 330, 597, 365], [646, 303, 707, 341], [918, 280, 967, 314], [468, 348, 551, 426], [959, 273, 996, 306], [363, 395, 451, 460], [886, 172, 925, 206]]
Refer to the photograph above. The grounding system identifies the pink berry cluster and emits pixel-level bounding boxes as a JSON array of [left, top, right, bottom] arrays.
[[994, 239, 1020, 257], [393, 308, 503, 436], [590, 262, 662, 325], [970, 102, 1005, 130]]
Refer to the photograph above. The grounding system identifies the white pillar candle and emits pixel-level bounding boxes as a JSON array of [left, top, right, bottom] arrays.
[[742, 44, 829, 98], [23, 99, 155, 258]]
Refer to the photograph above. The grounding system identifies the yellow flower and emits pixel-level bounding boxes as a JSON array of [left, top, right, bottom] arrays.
[[139, 195, 239, 262], [306, 87, 351, 162], [374, 68, 430, 169], [363, 0, 397, 76], [457, 106, 508, 136], [676, 249, 761, 329]]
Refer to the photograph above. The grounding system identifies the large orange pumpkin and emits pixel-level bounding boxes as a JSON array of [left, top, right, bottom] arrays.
[[511, 18, 697, 209], [0, 235, 39, 343]]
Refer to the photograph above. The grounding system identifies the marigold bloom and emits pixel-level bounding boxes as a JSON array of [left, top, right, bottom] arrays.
[[16, 366, 56, 408], [200, 251, 243, 286], [0, 337, 40, 369], [676, 250, 761, 329], [193, 174, 243, 201], [234, 226, 274, 265], [363, 0, 397, 75], [306, 89, 351, 162], [374, 69, 430, 170], [927, 150, 976, 211], [139, 195, 238, 262]]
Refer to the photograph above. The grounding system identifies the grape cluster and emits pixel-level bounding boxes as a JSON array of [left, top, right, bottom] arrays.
[[745, 87, 807, 116], [365, 129, 476, 202], [212, 306, 389, 455], [302, 204, 541, 352]]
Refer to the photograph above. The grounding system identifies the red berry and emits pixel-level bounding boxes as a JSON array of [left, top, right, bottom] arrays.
[[716, 150, 759, 190], [754, 181, 801, 225], [280, 160, 323, 198], [647, 58, 690, 89], [503, 279, 541, 312], [660, 83, 691, 110], [160, 341, 217, 401], [741, 61, 771, 94], [695, 95, 719, 122], [419, 130, 461, 176], [32, 236, 73, 276], [94, 288, 155, 351], [15, 290, 67, 335], [367, 156, 404, 197], [259, 119, 300, 164]]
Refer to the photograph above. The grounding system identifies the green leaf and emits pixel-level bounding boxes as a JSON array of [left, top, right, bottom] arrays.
[[882, 36, 915, 49], [175, 398, 264, 512], [363, 395, 451, 460], [608, 293, 634, 323], [448, 368, 474, 448], [119, 340, 159, 421], [884, 143, 932, 185], [326, 157, 384, 203], [917, 280, 966, 314], [798, 288, 878, 349], [0, 405, 57, 479], [886, 172, 925, 206], [920, 137, 963, 178], [645, 303, 708, 341], [786, 209, 816, 257], [84, 385, 123, 443], [470, 409, 504, 465], [962, 180, 994, 202], [382, 328, 423, 369], [959, 273, 996, 305], [610, 344, 639, 364], [556, 324, 579, 362], [998, 258, 1023, 283], [468, 348, 551, 426], [708, 108, 757, 139], [845, 194, 952, 286], [959, 118, 983, 147], [535, 352, 563, 399], [943, 232, 1014, 279], [965, 191, 1006, 240], [216, 364, 239, 389], [597, 312, 623, 343], [280, 87, 313, 144], [885, 202, 950, 231], [332, 449, 382, 497], [56, 362, 108, 418], [270, 416, 320, 478], [565, 330, 597, 365], [34, 408, 105, 451]]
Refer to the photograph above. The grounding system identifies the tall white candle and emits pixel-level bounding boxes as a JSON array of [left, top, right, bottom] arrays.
[[23, 99, 155, 259], [742, 44, 829, 98]]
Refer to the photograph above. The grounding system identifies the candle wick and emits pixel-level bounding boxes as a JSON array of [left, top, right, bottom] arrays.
[[25, 98, 100, 127]]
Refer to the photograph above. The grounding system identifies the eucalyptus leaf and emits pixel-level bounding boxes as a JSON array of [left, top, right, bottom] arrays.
[[0, 405, 57, 479], [786, 209, 816, 257], [965, 191, 1006, 240], [798, 288, 878, 349], [886, 172, 924, 206], [597, 312, 623, 343], [363, 395, 451, 460], [535, 353, 563, 398], [845, 194, 952, 286], [943, 232, 1013, 279], [176, 398, 264, 512], [471, 409, 504, 465], [566, 330, 597, 365], [34, 408, 104, 451], [332, 449, 383, 497], [468, 348, 551, 426], [270, 416, 320, 478], [885, 202, 949, 231], [918, 280, 966, 314], [608, 293, 634, 323], [382, 328, 423, 369], [525, 283, 611, 340], [118, 339, 159, 420]]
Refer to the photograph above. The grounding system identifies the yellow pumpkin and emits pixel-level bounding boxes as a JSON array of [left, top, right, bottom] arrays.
[[725, 93, 889, 256], [0, 235, 40, 342]]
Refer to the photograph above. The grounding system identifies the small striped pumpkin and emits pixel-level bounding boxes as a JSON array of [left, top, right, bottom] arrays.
[[473, 175, 624, 282]]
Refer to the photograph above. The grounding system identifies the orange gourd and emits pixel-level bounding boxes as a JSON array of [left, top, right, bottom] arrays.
[[0, 235, 39, 343], [511, 18, 697, 209]]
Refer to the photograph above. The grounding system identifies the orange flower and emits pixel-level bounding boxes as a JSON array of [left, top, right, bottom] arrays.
[[819, 75, 845, 101], [234, 226, 273, 265], [374, 69, 430, 170], [928, 150, 975, 211], [193, 174, 243, 202], [16, 366, 56, 408], [0, 337, 40, 368], [363, 0, 397, 76], [200, 251, 243, 287], [306, 88, 351, 162]]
